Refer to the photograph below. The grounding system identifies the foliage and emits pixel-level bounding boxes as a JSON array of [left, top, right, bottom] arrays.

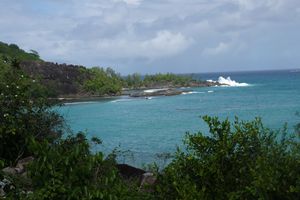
[[295, 112, 300, 135], [154, 116, 300, 200], [0, 41, 41, 62], [0, 59, 63, 166], [143, 73, 194, 87], [84, 67, 123, 96], [0, 59, 148, 199], [1, 40, 299, 199], [123, 73, 143, 89], [123, 73, 200, 89], [5, 133, 145, 200]]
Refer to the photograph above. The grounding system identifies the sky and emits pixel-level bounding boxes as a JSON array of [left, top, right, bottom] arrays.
[[1, 0, 300, 74]]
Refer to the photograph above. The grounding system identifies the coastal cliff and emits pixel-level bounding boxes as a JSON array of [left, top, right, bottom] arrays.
[[20, 61, 91, 96], [1, 41, 218, 99]]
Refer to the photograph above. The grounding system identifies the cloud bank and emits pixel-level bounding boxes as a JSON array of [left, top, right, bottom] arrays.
[[0, 0, 299, 73]]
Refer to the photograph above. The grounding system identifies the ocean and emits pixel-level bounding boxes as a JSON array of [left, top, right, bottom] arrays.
[[58, 69, 300, 167]]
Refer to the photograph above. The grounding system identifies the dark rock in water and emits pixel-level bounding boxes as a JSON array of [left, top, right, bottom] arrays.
[[116, 164, 146, 179], [130, 88, 183, 97]]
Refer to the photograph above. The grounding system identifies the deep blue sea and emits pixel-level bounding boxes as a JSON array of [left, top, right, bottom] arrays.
[[58, 70, 300, 167]]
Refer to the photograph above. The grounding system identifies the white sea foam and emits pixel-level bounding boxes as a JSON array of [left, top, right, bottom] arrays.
[[207, 76, 249, 87], [181, 91, 204, 95], [207, 79, 217, 83], [207, 90, 214, 93], [144, 89, 166, 93]]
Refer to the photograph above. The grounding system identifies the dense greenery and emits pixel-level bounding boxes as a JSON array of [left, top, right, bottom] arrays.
[[123, 73, 200, 89], [83, 70, 201, 95], [12, 134, 146, 200], [0, 59, 63, 166], [154, 116, 300, 199], [1, 41, 299, 199], [123, 73, 143, 89], [1, 41, 204, 97], [83, 67, 123, 96], [0, 42, 41, 63], [0, 59, 148, 199]]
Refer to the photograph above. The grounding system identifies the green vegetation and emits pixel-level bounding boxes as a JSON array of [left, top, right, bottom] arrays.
[[0, 58, 63, 166], [83, 70, 202, 95], [0, 58, 148, 199], [84, 67, 123, 96], [123, 73, 201, 89], [0, 42, 41, 63], [1, 41, 204, 98], [154, 116, 300, 199], [123, 73, 143, 89], [1, 41, 299, 199], [16, 134, 146, 199]]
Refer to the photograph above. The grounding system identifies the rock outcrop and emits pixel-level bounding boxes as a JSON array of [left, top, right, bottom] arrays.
[[1, 156, 34, 197], [20, 61, 91, 96], [129, 88, 184, 97], [116, 164, 157, 190]]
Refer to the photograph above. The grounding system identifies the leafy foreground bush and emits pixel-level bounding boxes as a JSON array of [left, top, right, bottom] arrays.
[[1, 57, 299, 199], [155, 116, 300, 199], [4, 133, 146, 200], [0, 60, 63, 166], [0, 60, 148, 199]]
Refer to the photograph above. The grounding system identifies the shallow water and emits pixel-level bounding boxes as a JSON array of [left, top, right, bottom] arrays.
[[58, 70, 300, 167]]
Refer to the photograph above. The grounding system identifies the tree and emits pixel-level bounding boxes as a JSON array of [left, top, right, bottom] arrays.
[[0, 60, 63, 166], [83, 67, 122, 96], [155, 116, 300, 200]]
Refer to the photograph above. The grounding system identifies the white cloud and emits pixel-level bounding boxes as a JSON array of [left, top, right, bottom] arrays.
[[1, 0, 300, 73], [203, 42, 230, 56], [123, 0, 142, 6], [93, 30, 192, 59], [113, 0, 142, 6]]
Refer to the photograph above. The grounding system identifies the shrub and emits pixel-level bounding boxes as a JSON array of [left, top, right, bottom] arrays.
[[155, 116, 300, 200], [84, 67, 122, 96], [0, 60, 63, 166], [4, 133, 148, 200]]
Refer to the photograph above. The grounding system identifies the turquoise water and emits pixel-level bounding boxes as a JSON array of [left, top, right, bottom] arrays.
[[58, 70, 300, 167]]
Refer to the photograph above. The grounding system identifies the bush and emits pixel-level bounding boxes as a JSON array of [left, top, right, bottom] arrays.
[[154, 116, 300, 200], [84, 67, 122, 96], [0, 41, 41, 62], [13, 133, 143, 200], [0, 60, 63, 166], [0, 60, 148, 199]]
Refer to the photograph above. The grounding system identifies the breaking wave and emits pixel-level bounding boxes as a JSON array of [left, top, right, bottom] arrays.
[[207, 76, 250, 87]]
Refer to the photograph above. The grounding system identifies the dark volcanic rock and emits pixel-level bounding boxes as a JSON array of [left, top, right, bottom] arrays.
[[20, 61, 91, 96], [129, 88, 183, 97], [116, 164, 146, 179]]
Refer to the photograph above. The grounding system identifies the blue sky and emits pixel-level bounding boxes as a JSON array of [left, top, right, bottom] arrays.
[[1, 0, 300, 74]]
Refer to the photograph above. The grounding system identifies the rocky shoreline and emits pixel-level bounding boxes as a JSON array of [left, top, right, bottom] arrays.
[[56, 81, 221, 102]]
